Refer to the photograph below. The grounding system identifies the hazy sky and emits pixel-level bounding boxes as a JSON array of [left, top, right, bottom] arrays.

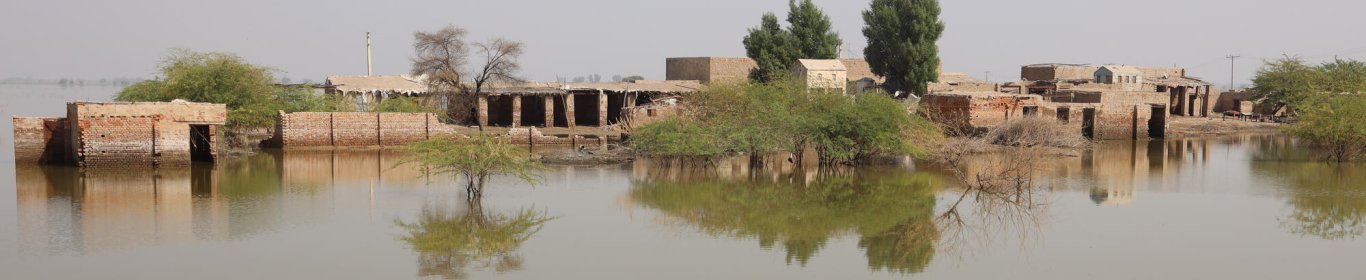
[[2, 0, 1364, 87]]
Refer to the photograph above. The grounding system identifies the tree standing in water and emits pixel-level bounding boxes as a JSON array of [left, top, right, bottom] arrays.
[[401, 134, 543, 199]]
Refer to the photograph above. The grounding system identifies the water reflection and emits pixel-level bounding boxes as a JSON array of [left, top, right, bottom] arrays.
[[629, 161, 942, 273], [14, 149, 432, 255], [396, 201, 551, 279], [1251, 136, 1366, 240]]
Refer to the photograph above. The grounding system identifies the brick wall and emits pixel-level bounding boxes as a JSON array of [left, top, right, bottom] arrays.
[[12, 117, 68, 164], [66, 102, 226, 167], [77, 116, 157, 167], [278, 112, 447, 148], [921, 92, 1168, 140], [665, 57, 757, 84]]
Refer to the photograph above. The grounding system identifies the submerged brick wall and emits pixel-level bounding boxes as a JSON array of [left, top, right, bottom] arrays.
[[12, 117, 68, 164], [77, 116, 157, 167], [277, 112, 444, 148], [921, 92, 1168, 140]]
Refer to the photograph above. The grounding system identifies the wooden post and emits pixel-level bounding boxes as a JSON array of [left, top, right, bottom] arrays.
[[477, 95, 489, 129], [511, 96, 522, 128]]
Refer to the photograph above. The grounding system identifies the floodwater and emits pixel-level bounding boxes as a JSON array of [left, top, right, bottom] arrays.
[[4, 85, 1366, 279]]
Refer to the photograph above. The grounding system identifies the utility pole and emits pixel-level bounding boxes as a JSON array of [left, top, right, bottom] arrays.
[[367, 32, 373, 77], [985, 71, 991, 82], [1226, 55, 1240, 90]]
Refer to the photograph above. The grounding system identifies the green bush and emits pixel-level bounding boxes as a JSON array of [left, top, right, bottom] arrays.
[[630, 118, 726, 158], [1287, 94, 1366, 161], [629, 79, 939, 164]]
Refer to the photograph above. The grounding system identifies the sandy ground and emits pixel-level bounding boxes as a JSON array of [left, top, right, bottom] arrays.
[[1165, 116, 1284, 136]]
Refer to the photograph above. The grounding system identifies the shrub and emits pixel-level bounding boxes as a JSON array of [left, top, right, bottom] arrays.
[[1287, 94, 1366, 162], [629, 118, 726, 159], [399, 134, 543, 198], [984, 117, 1089, 149]]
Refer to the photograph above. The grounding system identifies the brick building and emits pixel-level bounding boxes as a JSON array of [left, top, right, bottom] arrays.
[[12, 101, 227, 167], [921, 91, 1169, 140]]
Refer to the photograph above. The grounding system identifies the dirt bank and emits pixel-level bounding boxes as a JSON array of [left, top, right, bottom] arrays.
[[536, 147, 634, 165], [1166, 116, 1283, 137]]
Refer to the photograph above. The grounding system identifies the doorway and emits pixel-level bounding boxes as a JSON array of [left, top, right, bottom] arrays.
[[1149, 105, 1167, 139], [1082, 108, 1097, 139], [190, 124, 214, 163]]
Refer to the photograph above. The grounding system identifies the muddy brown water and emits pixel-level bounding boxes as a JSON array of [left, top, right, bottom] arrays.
[[3, 85, 1366, 279]]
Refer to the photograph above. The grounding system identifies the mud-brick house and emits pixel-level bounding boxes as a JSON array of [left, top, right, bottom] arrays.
[[323, 75, 433, 111], [12, 101, 227, 167], [793, 59, 848, 93]]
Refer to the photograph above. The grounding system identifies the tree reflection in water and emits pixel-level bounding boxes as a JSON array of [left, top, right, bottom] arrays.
[[1252, 136, 1366, 240], [630, 156, 1048, 274], [396, 200, 552, 279]]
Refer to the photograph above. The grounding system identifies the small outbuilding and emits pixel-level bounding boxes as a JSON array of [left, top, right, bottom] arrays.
[[12, 101, 227, 167], [793, 59, 848, 93]]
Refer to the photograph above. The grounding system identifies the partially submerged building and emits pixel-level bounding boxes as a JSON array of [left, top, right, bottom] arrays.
[[323, 75, 434, 111], [1008, 63, 1216, 117], [13, 101, 227, 167], [476, 80, 702, 130], [921, 91, 1169, 140]]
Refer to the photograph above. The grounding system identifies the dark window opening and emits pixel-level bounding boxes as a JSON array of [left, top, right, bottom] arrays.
[[1023, 106, 1039, 117], [1057, 107, 1071, 123]]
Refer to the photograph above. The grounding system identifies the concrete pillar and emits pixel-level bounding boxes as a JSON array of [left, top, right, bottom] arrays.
[[511, 96, 522, 128], [565, 94, 577, 128], [598, 91, 608, 126], [477, 95, 489, 128], [543, 96, 554, 128]]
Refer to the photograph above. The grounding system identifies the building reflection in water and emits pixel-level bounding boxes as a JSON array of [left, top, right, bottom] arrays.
[[14, 149, 436, 255]]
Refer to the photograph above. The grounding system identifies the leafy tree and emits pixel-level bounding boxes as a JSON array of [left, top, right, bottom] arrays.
[[373, 96, 440, 113], [1252, 57, 1366, 161], [1251, 56, 1319, 114], [787, 0, 842, 60], [629, 79, 939, 164], [115, 49, 282, 128], [621, 75, 646, 82], [400, 135, 543, 198], [743, 1, 842, 83], [744, 14, 798, 83], [1286, 94, 1366, 161], [862, 0, 945, 96]]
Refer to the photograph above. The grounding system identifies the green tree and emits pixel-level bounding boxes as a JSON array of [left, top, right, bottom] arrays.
[[787, 0, 842, 60], [629, 79, 939, 164], [743, 13, 799, 83], [115, 49, 281, 128], [400, 135, 543, 198], [743, 1, 842, 83], [1286, 94, 1366, 161], [1251, 56, 1319, 114], [862, 0, 945, 96]]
